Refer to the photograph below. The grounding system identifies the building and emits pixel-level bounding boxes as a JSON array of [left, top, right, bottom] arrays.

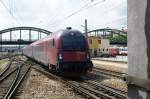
[[98, 38, 109, 54], [87, 36, 109, 57]]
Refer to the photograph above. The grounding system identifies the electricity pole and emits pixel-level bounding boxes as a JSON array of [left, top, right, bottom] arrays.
[[85, 19, 88, 38]]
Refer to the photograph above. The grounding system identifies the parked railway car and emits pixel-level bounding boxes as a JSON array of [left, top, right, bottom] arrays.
[[108, 47, 119, 57], [119, 47, 128, 56], [23, 28, 93, 76]]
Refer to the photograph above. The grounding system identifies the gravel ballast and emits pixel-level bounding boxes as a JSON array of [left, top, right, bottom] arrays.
[[19, 69, 85, 99], [100, 78, 127, 92]]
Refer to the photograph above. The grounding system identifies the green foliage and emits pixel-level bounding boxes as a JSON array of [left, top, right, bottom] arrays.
[[110, 35, 127, 44], [60, 96, 67, 99], [0, 59, 8, 70]]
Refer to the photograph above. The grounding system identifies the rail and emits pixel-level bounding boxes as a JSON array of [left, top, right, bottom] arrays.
[[32, 65, 127, 99], [0, 57, 31, 99], [92, 67, 127, 80]]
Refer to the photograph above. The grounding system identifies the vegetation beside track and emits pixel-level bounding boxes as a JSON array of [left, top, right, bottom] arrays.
[[0, 59, 9, 70]]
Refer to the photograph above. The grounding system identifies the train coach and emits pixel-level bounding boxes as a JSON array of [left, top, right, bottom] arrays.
[[108, 47, 119, 57], [23, 28, 93, 76]]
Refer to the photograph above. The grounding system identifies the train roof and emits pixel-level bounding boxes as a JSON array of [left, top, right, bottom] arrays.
[[56, 29, 82, 36], [28, 29, 83, 46]]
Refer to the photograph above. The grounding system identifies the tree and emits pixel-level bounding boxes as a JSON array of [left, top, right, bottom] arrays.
[[110, 35, 127, 44]]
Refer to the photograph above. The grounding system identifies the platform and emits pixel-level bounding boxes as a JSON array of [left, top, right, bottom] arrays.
[[92, 60, 127, 74], [92, 56, 127, 63]]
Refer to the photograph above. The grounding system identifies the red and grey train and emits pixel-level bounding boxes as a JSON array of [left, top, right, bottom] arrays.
[[23, 28, 93, 76]]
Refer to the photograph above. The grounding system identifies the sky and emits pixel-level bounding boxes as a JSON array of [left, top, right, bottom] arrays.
[[0, 0, 127, 39]]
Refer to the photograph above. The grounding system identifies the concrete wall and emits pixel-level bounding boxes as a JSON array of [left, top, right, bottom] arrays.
[[128, 0, 150, 98]]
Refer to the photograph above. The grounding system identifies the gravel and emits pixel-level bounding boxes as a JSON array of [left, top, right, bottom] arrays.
[[18, 69, 85, 99], [100, 78, 127, 92]]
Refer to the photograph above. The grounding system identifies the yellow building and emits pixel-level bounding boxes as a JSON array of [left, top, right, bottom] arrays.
[[87, 36, 110, 57], [88, 36, 100, 49], [87, 36, 100, 57]]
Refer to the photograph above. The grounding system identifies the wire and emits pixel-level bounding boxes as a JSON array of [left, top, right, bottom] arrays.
[[65, 1, 93, 19], [11, 0, 25, 25], [0, 0, 21, 25], [0, 0, 11, 14], [96, 16, 127, 29], [65, 0, 105, 19], [44, 0, 105, 29], [34, 0, 125, 30], [40, 0, 92, 28]]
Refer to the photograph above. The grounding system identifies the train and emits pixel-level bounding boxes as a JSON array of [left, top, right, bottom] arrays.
[[108, 47, 119, 57], [22, 28, 93, 77], [118, 47, 128, 56], [109, 47, 128, 57]]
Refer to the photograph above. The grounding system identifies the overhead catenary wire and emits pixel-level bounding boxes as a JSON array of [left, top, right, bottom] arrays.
[[33, 0, 63, 27], [36, 0, 126, 29], [0, 0, 126, 31], [40, 0, 92, 28], [44, 0, 106, 29], [65, 0, 106, 19], [10, 0, 25, 25], [0, 0, 21, 25], [92, 16, 127, 30], [64, 1, 94, 19]]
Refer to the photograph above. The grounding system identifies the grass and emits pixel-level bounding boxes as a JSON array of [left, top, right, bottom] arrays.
[[48, 96, 67, 99], [60, 96, 67, 99], [0, 59, 9, 70]]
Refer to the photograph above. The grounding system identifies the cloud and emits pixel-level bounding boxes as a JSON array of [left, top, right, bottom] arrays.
[[0, 0, 127, 33]]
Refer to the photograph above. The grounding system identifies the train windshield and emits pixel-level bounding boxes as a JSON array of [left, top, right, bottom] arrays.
[[61, 34, 85, 51]]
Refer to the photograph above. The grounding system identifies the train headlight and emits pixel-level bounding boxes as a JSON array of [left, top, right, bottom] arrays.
[[58, 53, 63, 60]]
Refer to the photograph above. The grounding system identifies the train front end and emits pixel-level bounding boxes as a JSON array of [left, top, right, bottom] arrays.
[[57, 30, 93, 76]]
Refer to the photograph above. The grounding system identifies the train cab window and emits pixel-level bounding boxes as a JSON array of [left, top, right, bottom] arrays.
[[51, 39, 55, 48], [61, 34, 85, 51]]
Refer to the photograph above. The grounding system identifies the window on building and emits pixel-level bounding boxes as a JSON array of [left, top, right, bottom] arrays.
[[98, 39, 101, 44], [89, 39, 92, 44], [103, 48, 104, 51]]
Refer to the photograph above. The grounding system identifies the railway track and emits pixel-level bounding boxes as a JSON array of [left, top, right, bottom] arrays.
[[0, 58, 31, 99], [92, 67, 127, 80], [32, 65, 127, 99], [0, 57, 24, 82], [0, 60, 12, 78], [0, 54, 12, 60], [0, 53, 20, 60], [83, 80, 127, 98]]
